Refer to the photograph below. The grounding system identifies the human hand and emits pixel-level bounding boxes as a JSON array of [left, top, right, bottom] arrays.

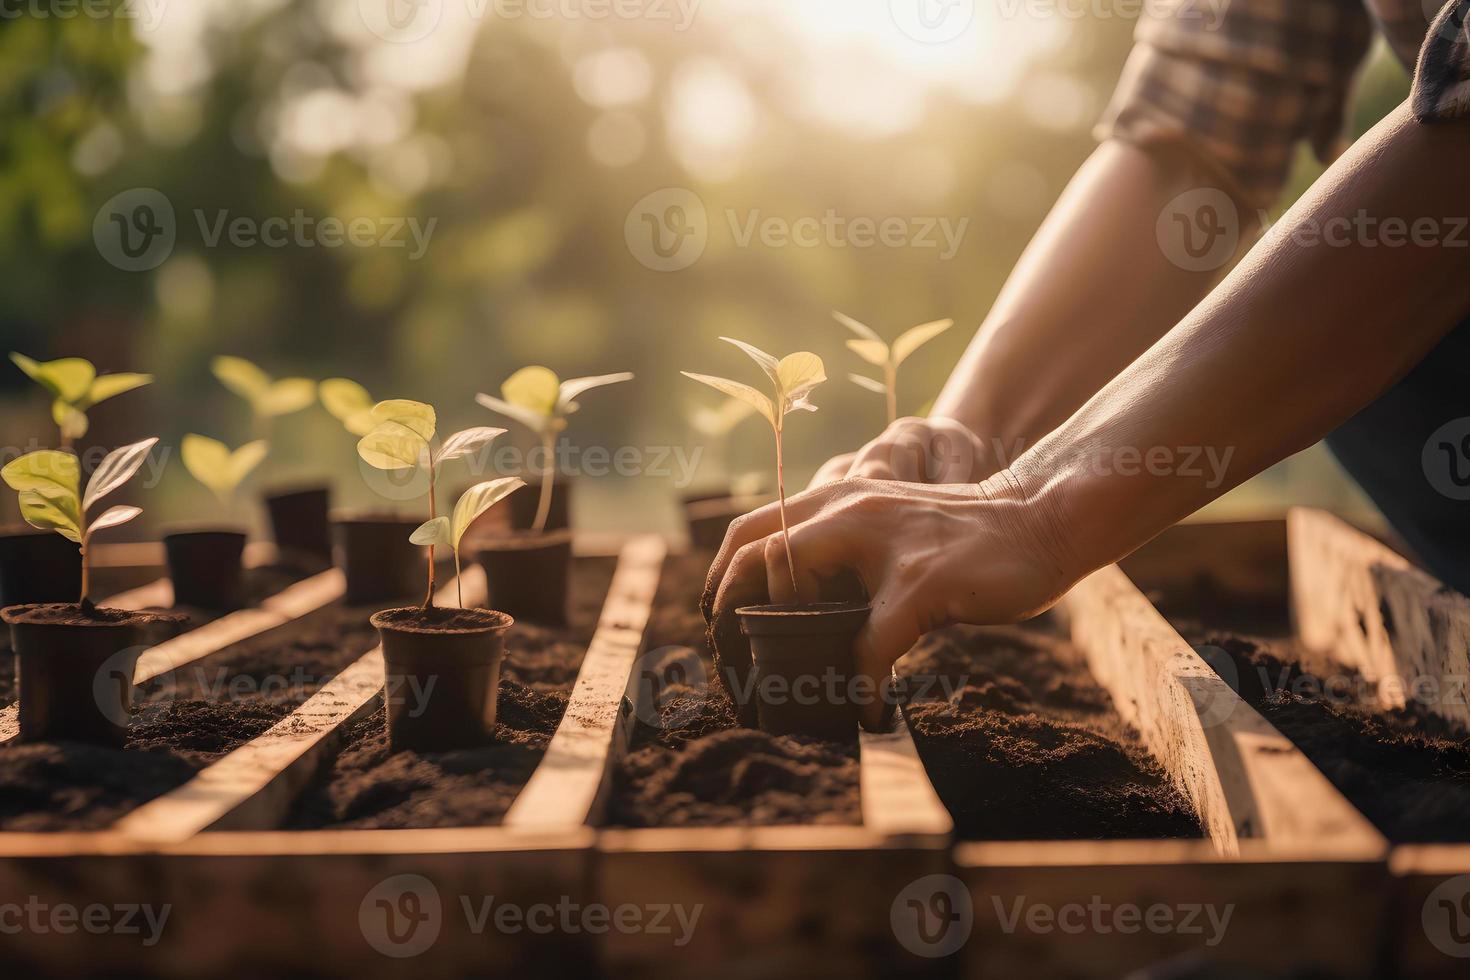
[[807, 416, 996, 489], [702, 473, 1075, 730]]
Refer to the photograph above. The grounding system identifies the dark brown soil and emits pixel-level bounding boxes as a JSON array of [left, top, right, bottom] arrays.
[[901, 618, 1203, 841], [0, 603, 174, 627], [372, 605, 512, 633], [606, 550, 863, 828], [1194, 632, 1470, 843], [285, 557, 616, 829]]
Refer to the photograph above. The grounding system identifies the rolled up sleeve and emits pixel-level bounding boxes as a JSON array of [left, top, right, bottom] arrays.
[[1095, 0, 1374, 210], [1413, 0, 1470, 121]]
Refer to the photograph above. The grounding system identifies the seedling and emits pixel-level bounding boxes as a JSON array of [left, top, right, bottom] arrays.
[[687, 396, 757, 486], [410, 478, 525, 607], [319, 377, 377, 436], [682, 338, 825, 597], [212, 356, 316, 436], [10, 353, 153, 448], [834, 313, 953, 425], [1, 437, 158, 608], [181, 434, 269, 508], [476, 367, 634, 533], [355, 399, 506, 607]]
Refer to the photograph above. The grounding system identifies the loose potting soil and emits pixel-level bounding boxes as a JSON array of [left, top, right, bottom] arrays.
[[286, 557, 617, 829], [901, 619, 1203, 840], [606, 551, 863, 828], [1194, 632, 1470, 842]]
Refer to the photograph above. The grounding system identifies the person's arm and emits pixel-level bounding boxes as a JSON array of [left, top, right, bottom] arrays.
[[708, 99, 1470, 729]]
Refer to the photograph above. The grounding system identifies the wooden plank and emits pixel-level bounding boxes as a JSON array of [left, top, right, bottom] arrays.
[[503, 535, 667, 829], [1066, 563, 1383, 856], [859, 704, 952, 841], [113, 569, 485, 843], [1389, 844, 1470, 978], [0, 568, 346, 747], [1288, 506, 1470, 726]]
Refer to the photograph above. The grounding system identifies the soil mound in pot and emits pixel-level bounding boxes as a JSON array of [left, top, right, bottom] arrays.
[[608, 551, 862, 828], [901, 619, 1202, 841], [1198, 633, 1470, 843], [286, 558, 616, 829]]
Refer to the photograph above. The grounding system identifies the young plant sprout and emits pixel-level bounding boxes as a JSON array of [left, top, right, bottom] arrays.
[[833, 313, 954, 425], [410, 478, 525, 608], [475, 367, 634, 533], [1, 438, 158, 608], [180, 435, 269, 506], [9, 353, 153, 449], [355, 399, 506, 607], [688, 396, 757, 485], [318, 377, 377, 436], [211, 356, 316, 435], [682, 338, 826, 598]]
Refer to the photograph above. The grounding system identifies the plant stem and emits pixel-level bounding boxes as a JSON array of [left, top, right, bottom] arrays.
[[532, 431, 556, 534], [422, 459, 438, 609], [79, 532, 91, 611], [885, 362, 898, 426], [455, 550, 463, 609], [775, 424, 799, 601]]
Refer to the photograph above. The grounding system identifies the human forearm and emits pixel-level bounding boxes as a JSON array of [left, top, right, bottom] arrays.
[[1019, 103, 1470, 581], [933, 140, 1253, 465]]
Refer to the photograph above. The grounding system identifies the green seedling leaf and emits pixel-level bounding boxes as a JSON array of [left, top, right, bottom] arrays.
[[680, 373, 775, 427], [182, 434, 268, 501], [212, 356, 315, 418], [845, 338, 890, 367], [478, 367, 632, 435], [370, 399, 436, 441], [849, 373, 888, 394], [89, 504, 141, 536], [2, 449, 80, 500], [10, 353, 95, 403], [410, 516, 451, 547], [257, 378, 317, 417], [501, 366, 561, 417], [832, 311, 882, 343], [18, 489, 81, 542], [436, 426, 506, 470], [776, 352, 825, 412], [357, 399, 437, 471], [892, 318, 954, 365], [54, 402, 90, 443], [719, 337, 781, 387], [557, 373, 635, 414], [689, 397, 757, 437], [83, 373, 153, 408], [84, 437, 159, 511], [211, 355, 272, 402], [319, 378, 377, 436], [450, 478, 525, 549]]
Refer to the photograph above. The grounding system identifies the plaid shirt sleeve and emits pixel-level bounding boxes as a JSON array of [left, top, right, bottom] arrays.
[[1414, 0, 1470, 121], [1095, 0, 1374, 210]]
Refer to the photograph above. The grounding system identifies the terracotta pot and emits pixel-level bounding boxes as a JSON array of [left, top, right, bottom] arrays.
[[0, 526, 82, 606], [1, 604, 170, 745], [163, 528, 247, 610], [263, 485, 333, 568], [333, 514, 425, 605], [477, 530, 572, 626], [370, 605, 513, 752], [737, 602, 872, 740]]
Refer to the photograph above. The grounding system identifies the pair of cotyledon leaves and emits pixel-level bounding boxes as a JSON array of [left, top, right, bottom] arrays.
[[834, 313, 954, 396], [10, 353, 153, 443], [1, 438, 158, 544], [682, 338, 828, 428]]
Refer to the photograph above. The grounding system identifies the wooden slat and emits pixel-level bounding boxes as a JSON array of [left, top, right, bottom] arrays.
[[1066, 563, 1383, 857], [502, 535, 667, 829], [1289, 507, 1470, 726], [113, 569, 484, 843], [859, 706, 952, 840], [0, 568, 345, 747]]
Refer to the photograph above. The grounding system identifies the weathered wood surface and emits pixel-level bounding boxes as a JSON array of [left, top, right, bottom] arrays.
[[1120, 518, 1290, 631], [859, 705, 952, 842], [1389, 845, 1470, 979], [1066, 563, 1383, 856], [503, 535, 666, 830], [114, 569, 484, 843], [1289, 506, 1470, 726]]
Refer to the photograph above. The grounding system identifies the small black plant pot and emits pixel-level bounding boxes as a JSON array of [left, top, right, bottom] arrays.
[[333, 513, 426, 605], [507, 478, 573, 532], [683, 494, 768, 552], [737, 602, 872, 740], [264, 484, 333, 569], [163, 528, 247, 610], [477, 530, 573, 627], [370, 605, 513, 752], [1, 604, 174, 745], [0, 526, 82, 607]]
